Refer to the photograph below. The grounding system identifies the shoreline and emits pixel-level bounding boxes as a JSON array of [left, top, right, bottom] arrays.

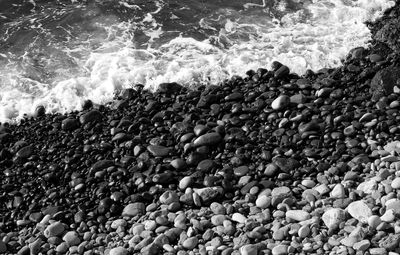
[[1, 2, 400, 255]]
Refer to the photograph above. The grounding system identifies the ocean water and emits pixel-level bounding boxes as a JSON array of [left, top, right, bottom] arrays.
[[0, 0, 395, 123]]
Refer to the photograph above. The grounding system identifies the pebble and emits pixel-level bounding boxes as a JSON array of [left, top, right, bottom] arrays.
[[272, 244, 288, 255], [381, 209, 396, 222], [240, 244, 257, 255], [271, 95, 290, 110], [391, 177, 400, 189], [63, 231, 81, 247], [286, 210, 310, 222], [347, 200, 372, 223], [255, 195, 270, 209], [193, 133, 222, 147], [44, 221, 65, 238], [322, 208, 346, 229], [0, 240, 6, 253], [353, 239, 370, 251], [182, 237, 198, 249], [232, 213, 247, 224], [298, 225, 310, 238], [109, 247, 128, 255], [122, 203, 145, 217], [330, 183, 346, 198]]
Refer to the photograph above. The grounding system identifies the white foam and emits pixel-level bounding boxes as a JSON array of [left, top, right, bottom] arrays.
[[0, 0, 396, 123]]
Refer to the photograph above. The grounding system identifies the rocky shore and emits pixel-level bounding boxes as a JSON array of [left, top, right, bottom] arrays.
[[2, 3, 400, 255]]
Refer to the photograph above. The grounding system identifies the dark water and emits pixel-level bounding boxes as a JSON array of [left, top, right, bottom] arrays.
[[0, 0, 394, 122]]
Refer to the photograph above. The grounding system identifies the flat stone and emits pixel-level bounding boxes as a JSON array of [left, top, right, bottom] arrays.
[[147, 145, 171, 157], [322, 208, 346, 229], [353, 240, 370, 251], [286, 210, 310, 222], [79, 110, 103, 124], [122, 203, 145, 217], [347, 201, 372, 223], [109, 247, 128, 255], [379, 234, 400, 250], [193, 133, 222, 147]]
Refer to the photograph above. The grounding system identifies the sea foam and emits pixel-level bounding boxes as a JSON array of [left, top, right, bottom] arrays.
[[0, 0, 395, 123]]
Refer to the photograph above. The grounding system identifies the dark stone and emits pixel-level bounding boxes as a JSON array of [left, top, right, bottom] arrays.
[[79, 110, 103, 124], [370, 66, 400, 100], [61, 118, 79, 131], [16, 145, 33, 159], [272, 157, 300, 173], [193, 133, 222, 147], [158, 82, 183, 94], [90, 160, 114, 175], [147, 145, 171, 157]]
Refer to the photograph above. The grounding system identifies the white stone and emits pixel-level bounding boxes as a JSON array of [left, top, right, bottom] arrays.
[[391, 177, 400, 189], [255, 195, 270, 209], [286, 210, 310, 222], [109, 247, 128, 255], [368, 215, 382, 229], [347, 201, 372, 223], [240, 244, 258, 255], [62, 231, 80, 247], [357, 179, 378, 194], [313, 184, 330, 195], [271, 95, 290, 110], [232, 213, 247, 224], [330, 183, 346, 198], [321, 208, 346, 229], [381, 209, 396, 223], [179, 176, 193, 190]]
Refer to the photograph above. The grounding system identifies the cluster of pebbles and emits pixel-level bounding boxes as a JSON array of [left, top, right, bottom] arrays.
[[3, 4, 400, 255]]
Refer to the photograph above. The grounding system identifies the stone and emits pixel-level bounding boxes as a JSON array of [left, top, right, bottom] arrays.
[[182, 237, 198, 250], [272, 244, 288, 255], [232, 213, 247, 224], [193, 133, 222, 147], [61, 118, 79, 131], [122, 203, 145, 217], [368, 215, 382, 229], [370, 66, 400, 100], [369, 248, 387, 255], [44, 221, 65, 238], [62, 231, 80, 247], [321, 208, 346, 229], [147, 145, 171, 157], [158, 82, 183, 94], [298, 225, 310, 238], [79, 110, 103, 124], [330, 183, 346, 198], [194, 187, 222, 204], [379, 234, 400, 251], [386, 199, 400, 214], [240, 244, 257, 255], [159, 191, 179, 205], [347, 201, 372, 223], [273, 157, 300, 173], [16, 145, 33, 159], [0, 240, 6, 253], [255, 195, 270, 209], [109, 247, 128, 255], [353, 240, 370, 251], [179, 176, 193, 190], [210, 202, 226, 214], [271, 95, 290, 110], [29, 238, 42, 254], [286, 210, 310, 222], [381, 209, 395, 223], [391, 178, 400, 189]]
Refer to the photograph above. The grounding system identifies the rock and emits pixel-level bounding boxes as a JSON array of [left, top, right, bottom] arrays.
[[273, 157, 300, 173], [79, 110, 103, 124], [182, 237, 198, 249], [274, 65, 290, 78], [369, 248, 387, 255], [391, 177, 400, 189], [353, 240, 370, 251], [347, 201, 372, 223], [179, 176, 193, 190], [109, 247, 128, 255], [381, 209, 395, 223], [271, 95, 290, 110], [368, 215, 382, 229], [159, 191, 179, 205], [272, 244, 288, 255], [158, 82, 183, 94], [44, 221, 65, 238], [330, 183, 346, 198], [298, 225, 310, 238], [240, 244, 258, 255], [63, 231, 80, 247], [90, 160, 114, 174], [379, 234, 400, 251], [29, 238, 42, 254], [61, 118, 79, 131], [193, 133, 222, 147], [321, 208, 346, 229], [370, 66, 400, 99], [255, 195, 270, 209], [0, 240, 6, 253], [286, 210, 310, 222], [386, 199, 400, 214], [232, 213, 247, 224], [194, 187, 222, 204], [210, 202, 226, 214], [122, 203, 145, 217], [16, 145, 33, 159], [147, 145, 171, 157]]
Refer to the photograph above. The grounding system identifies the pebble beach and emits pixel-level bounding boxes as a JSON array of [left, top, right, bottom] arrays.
[[2, 2, 400, 255]]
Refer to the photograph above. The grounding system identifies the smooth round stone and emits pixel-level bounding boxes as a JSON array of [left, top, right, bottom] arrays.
[[174, 214, 187, 230], [381, 209, 395, 223], [330, 183, 346, 198], [171, 158, 187, 170], [272, 244, 288, 255], [298, 225, 310, 238], [391, 177, 400, 189], [109, 247, 128, 255], [234, 166, 249, 177], [322, 208, 346, 229], [182, 237, 198, 250], [271, 95, 290, 110], [194, 124, 209, 136], [255, 195, 270, 209], [301, 179, 316, 188], [240, 244, 257, 255], [232, 213, 247, 224], [210, 202, 226, 214], [55, 242, 69, 253], [147, 145, 171, 157], [286, 210, 310, 222], [179, 176, 193, 190], [29, 238, 42, 254], [193, 133, 222, 147], [44, 222, 65, 238], [211, 215, 227, 226], [368, 215, 382, 229]]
